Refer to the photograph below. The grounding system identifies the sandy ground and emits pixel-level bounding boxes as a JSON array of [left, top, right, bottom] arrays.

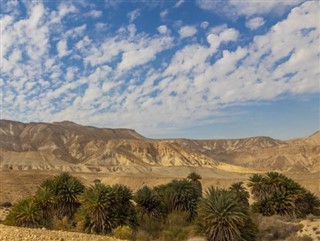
[[0, 208, 123, 241], [0, 224, 123, 241], [298, 219, 320, 240]]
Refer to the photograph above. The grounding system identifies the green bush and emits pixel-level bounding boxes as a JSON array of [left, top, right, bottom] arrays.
[[160, 211, 193, 241], [112, 226, 134, 240], [137, 215, 164, 239]]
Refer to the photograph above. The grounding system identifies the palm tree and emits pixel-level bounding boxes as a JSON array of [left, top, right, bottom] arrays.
[[248, 174, 267, 201], [264, 172, 287, 194], [229, 182, 249, 208], [33, 186, 56, 226], [187, 172, 202, 197], [39, 172, 85, 220], [4, 197, 43, 228], [77, 182, 114, 234], [110, 184, 137, 228], [272, 191, 297, 216], [197, 187, 248, 241], [155, 179, 199, 221], [77, 183, 137, 234], [296, 191, 320, 216], [135, 186, 165, 220]]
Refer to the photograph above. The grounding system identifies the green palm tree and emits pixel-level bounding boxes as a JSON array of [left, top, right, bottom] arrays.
[[229, 182, 250, 208], [4, 197, 43, 228], [135, 186, 165, 220], [248, 174, 267, 201], [187, 172, 203, 197], [39, 172, 85, 219], [77, 183, 136, 234], [296, 191, 320, 216], [155, 179, 199, 221], [77, 183, 114, 234], [271, 191, 297, 216], [33, 186, 56, 226], [197, 187, 248, 241], [264, 172, 287, 194], [110, 184, 137, 228]]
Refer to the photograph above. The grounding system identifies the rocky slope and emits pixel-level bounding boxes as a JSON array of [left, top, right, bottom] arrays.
[[0, 120, 319, 173]]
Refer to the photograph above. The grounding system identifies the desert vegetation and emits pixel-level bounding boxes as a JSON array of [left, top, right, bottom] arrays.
[[2, 171, 319, 241]]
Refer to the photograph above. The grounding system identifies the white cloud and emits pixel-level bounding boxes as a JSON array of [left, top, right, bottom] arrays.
[[58, 2, 77, 18], [208, 24, 228, 35], [116, 35, 173, 73], [95, 22, 108, 30], [200, 21, 209, 29], [246, 17, 265, 30], [179, 25, 197, 38], [160, 9, 168, 18], [157, 25, 168, 34], [57, 39, 69, 57], [196, 0, 303, 19], [174, 0, 185, 8], [127, 9, 140, 22], [87, 10, 102, 18]]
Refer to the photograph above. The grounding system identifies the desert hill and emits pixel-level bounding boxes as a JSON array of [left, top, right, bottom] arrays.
[[0, 119, 319, 173]]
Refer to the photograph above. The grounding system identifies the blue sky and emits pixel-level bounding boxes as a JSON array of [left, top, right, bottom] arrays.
[[1, 0, 319, 139]]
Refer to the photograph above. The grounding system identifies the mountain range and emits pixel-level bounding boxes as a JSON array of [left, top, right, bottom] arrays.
[[0, 119, 319, 174]]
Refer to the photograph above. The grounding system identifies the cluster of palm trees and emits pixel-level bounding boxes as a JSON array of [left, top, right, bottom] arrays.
[[4, 171, 320, 241], [249, 172, 320, 217]]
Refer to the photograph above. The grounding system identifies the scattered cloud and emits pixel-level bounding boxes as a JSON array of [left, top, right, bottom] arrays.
[[1, 1, 318, 136], [246, 17, 265, 30], [128, 8, 141, 22], [200, 21, 209, 29], [158, 25, 168, 34], [57, 39, 69, 58], [196, 0, 303, 19], [160, 9, 169, 18], [87, 10, 102, 18], [174, 0, 185, 8], [179, 25, 198, 38]]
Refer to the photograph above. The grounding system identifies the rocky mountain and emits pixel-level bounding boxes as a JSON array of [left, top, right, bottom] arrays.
[[0, 119, 319, 173]]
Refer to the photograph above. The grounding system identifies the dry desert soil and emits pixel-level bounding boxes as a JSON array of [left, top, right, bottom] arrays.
[[0, 224, 124, 241]]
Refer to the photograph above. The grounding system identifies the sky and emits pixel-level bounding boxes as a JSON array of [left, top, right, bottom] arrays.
[[1, 0, 319, 140]]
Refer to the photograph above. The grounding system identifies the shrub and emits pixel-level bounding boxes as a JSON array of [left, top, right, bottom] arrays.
[[137, 215, 164, 239], [254, 215, 301, 241], [135, 230, 152, 241], [51, 216, 74, 231], [160, 211, 193, 241], [112, 226, 134, 240]]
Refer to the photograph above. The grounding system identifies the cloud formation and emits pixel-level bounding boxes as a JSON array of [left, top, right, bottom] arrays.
[[246, 17, 265, 30], [1, 1, 319, 137]]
